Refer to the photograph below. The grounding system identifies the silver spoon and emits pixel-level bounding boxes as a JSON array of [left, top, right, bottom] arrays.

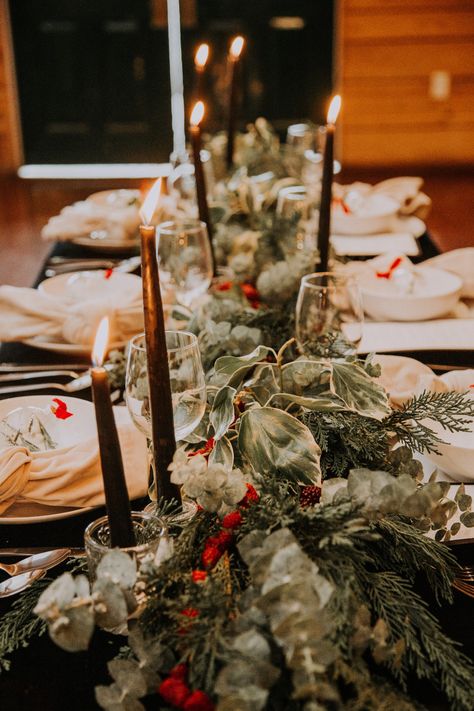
[[0, 569, 46, 598], [0, 548, 71, 577]]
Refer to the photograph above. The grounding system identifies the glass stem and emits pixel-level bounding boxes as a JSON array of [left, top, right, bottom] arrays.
[[146, 437, 158, 503]]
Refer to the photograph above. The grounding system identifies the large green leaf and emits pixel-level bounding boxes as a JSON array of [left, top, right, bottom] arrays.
[[214, 346, 276, 380], [238, 406, 321, 485], [281, 359, 332, 398], [209, 436, 235, 469], [209, 386, 237, 440], [244, 363, 280, 405], [266, 391, 347, 412], [331, 361, 390, 420]]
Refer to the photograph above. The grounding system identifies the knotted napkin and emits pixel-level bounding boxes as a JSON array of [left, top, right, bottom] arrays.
[[0, 407, 148, 515], [334, 176, 432, 220], [0, 285, 144, 345]]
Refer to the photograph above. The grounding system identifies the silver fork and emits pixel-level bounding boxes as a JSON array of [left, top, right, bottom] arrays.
[[0, 372, 92, 395]]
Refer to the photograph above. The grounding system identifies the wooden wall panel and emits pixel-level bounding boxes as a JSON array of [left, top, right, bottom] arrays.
[[0, 0, 22, 173], [339, 0, 474, 166]]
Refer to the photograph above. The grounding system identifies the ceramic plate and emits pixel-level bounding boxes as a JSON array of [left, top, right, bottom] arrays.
[[0, 395, 97, 524], [38, 270, 142, 302], [23, 335, 127, 355], [69, 233, 140, 254]]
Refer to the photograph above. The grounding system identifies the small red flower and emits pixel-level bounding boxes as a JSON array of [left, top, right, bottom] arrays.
[[181, 607, 199, 619], [201, 544, 222, 569], [299, 485, 322, 508], [240, 282, 261, 309], [239, 483, 259, 508], [376, 256, 403, 279], [221, 511, 243, 529], [191, 570, 207, 583], [50, 398, 74, 420], [215, 281, 233, 292], [189, 437, 215, 458], [159, 677, 190, 707], [182, 690, 215, 711], [104, 268, 114, 280]]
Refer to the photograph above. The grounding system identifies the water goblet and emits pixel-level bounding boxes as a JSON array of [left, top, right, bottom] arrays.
[[156, 219, 213, 308], [295, 272, 364, 358]]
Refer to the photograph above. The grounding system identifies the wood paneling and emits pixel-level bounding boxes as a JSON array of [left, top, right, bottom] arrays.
[[0, 0, 22, 173], [339, 0, 474, 167]]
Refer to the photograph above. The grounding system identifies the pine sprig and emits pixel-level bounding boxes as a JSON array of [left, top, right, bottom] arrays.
[[384, 390, 474, 454], [0, 577, 49, 671]]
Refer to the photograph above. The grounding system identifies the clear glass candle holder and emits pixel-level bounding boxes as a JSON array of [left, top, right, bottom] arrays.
[[84, 511, 167, 583]]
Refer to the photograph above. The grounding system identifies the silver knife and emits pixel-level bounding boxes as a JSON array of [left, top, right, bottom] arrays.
[[0, 547, 86, 557], [0, 548, 71, 575]]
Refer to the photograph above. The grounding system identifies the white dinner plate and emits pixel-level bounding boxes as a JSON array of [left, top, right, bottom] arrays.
[[38, 270, 142, 302], [69, 233, 140, 254], [0, 395, 98, 524], [24, 335, 127, 355]]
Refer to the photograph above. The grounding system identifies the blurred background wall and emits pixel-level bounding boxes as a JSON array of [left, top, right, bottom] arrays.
[[0, 0, 472, 172]]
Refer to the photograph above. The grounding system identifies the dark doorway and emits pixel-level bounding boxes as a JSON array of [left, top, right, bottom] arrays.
[[10, 0, 333, 164]]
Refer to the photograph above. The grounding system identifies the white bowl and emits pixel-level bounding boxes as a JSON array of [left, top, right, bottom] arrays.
[[332, 194, 400, 235], [361, 267, 462, 322]]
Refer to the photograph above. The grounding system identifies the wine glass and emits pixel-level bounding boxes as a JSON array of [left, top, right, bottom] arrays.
[[125, 331, 206, 516], [156, 219, 213, 308], [295, 272, 364, 357]]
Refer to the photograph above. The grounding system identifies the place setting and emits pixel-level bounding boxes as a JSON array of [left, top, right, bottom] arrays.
[[0, 5, 473, 711]]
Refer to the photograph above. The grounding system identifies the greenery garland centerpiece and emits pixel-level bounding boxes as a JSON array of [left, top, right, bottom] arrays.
[[1, 119, 474, 710]]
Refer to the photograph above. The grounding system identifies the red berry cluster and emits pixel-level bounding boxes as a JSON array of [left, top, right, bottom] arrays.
[[299, 485, 322, 508], [159, 664, 214, 711]]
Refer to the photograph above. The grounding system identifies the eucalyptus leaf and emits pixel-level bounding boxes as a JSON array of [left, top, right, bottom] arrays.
[[460, 511, 474, 527], [281, 359, 332, 397], [209, 386, 237, 440], [93, 578, 129, 631], [108, 659, 148, 698], [49, 605, 95, 652], [244, 363, 280, 405], [331, 361, 391, 420], [239, 406, 321, 485], [96, 550, 137, 589], [265, 391, 347, 412]]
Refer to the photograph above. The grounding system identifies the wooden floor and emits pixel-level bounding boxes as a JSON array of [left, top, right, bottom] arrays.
[[0, 169, 473, 287]]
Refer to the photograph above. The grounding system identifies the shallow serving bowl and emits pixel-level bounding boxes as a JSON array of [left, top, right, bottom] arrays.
[[361, 267, 462, 322], [332, 194, 399, 235]]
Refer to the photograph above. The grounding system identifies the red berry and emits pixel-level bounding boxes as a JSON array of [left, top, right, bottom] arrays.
[[191, 570, 207, 583], [221, 511, 243, 529], [169, 664, 188, 680], [239, 483, 259, 508], [201, 545, 222, 569], [299, 485, 322, 507], [159, 677, 190, 706], [182, 690, 215, 711]]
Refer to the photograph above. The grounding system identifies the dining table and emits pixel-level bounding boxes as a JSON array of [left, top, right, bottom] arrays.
[[0, 226, 473, 711]]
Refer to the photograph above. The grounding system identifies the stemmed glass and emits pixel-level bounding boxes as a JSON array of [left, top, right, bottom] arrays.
[[156, 220, 213, 308], [125, 331, 206, 507], [295, 272, 364, 357]]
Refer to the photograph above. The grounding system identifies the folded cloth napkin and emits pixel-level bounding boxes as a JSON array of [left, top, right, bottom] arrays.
[[0, 285, 143, 345], [41, 200, 141, 243], [423, 248, 474, 299], [373, 354, 474, 406], [0, 407, 148, 515], [334, 176, 431, 220]]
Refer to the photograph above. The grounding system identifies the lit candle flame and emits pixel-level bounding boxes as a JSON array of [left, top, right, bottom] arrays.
[[327, 95, 341, 125], [229, 36, 245, 60], [92, 316, 109, 368], [195, 43, 209, 69], [140, 177, 162, 225], [190, 100, 205, 128]]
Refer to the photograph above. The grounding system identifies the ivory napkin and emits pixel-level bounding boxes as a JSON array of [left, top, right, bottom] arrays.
[[334, 176, 431, 220], [0, 407, 148, 515], [41, 200, 140, 243], [0, 285, 143, 345]]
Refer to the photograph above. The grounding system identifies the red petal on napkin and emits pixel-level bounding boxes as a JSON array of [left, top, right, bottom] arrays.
[[376, 256, 403, 279], [104, 268, 114, 279], [50, 398, 74, 420]]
